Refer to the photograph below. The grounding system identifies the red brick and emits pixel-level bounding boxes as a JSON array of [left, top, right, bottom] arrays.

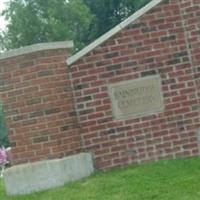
[[0, 48, 82, 165], [1, 0, 200, 171]]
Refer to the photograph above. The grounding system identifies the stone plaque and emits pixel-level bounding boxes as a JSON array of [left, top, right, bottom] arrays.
[[108, 75, 164, 120]]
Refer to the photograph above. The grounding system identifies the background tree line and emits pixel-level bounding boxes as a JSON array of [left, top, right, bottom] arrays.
[[0, 0, 151, 51]]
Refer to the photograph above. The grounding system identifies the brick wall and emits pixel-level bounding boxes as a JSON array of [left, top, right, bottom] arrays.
[[182, 0, 200, 105], [1, 0, 200, 171], [70, 0, 200, 170], [0, 45, 82, 164]]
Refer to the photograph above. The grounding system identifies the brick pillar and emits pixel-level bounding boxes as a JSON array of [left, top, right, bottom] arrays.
[[0, 41, 82, 165]]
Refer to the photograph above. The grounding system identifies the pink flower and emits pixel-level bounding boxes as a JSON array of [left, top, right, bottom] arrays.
[[0, 147, 8, 165]]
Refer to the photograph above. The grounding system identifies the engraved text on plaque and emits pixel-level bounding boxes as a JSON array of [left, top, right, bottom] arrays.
[[108, 75, 164, 120]]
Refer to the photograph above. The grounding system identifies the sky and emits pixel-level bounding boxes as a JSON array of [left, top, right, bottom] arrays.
[[0, 0, 8, 31]]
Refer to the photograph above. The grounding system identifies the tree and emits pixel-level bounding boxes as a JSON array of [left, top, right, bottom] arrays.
[[1, 0, 151, 51], [1, 0, 94, 50], [84, 0, 151, 40]]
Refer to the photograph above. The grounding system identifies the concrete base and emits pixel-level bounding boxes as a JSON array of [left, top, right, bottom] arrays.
[[3, 153, 94, 196]]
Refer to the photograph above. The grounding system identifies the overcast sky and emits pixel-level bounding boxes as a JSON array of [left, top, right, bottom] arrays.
[[0, 0, 8, 31]]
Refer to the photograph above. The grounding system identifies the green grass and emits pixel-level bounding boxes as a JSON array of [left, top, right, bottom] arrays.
[[1, 158, 200, 200]]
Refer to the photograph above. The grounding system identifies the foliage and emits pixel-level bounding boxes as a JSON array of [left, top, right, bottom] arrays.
[[1, 158, 200, 199], [0, 103, 9, 147], [83, 0, 151, 40], [1, 0, 151, 50], [1, 0, 94, 50]]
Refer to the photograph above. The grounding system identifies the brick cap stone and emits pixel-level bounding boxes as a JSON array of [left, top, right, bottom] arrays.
[[0, 41, 74, 60], [67, 0, 163, 66]]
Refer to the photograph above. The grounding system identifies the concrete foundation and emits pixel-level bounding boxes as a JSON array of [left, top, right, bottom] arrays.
[[3, 153, 94, 196]]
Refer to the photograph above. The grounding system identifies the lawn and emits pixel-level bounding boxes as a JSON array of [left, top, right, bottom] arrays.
[[1, 158, 200, 200]]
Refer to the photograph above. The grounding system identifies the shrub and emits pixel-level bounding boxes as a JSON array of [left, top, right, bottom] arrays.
[[0, 103, 9, 147]]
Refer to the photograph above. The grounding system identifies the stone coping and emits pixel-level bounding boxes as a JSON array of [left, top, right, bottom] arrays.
[[0, 41, 74, 60], [67, 0, 164, 66]]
